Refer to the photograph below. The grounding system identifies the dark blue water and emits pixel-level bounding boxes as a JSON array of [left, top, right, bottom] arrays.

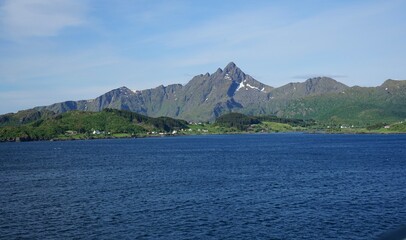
[[0, 134, 405, 239]]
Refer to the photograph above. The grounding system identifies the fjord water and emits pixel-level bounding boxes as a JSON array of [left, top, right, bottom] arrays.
[[1, 134, 405, 239]]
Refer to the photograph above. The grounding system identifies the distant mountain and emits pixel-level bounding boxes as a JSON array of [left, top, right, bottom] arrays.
[[32, 62, 276, 121], [282, 79, 406, 124], [1, 62, 405, 125], [271, 77, 348, 99]]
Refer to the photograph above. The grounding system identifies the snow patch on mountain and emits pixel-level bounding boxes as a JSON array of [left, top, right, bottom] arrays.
[[236, 80, 262, 92], [224, 74, 232, 81], [236, 81, 245, 91], [246, 83, 260, 91]]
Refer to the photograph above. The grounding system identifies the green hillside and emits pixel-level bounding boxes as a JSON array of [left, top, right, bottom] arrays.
[[282, 81, 406, 126], [0, 109, 57, 127], [1, 109, 404, 142], [0, 109, 188, 141], [215, 112, 313, 131], [215, 112, 260, 130]]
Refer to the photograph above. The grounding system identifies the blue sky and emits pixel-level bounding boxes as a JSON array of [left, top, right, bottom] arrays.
[[0, 0, 405, 114]]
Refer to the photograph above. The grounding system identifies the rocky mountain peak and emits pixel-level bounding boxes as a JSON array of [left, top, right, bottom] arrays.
[[221, 62, 246, 82], [306, 76, 337, 83], [304, 76, 348, 94], [224, 62, 237, 71], [106, 86, 133, 95], [381, 79, 406, 88], [305, 77, 348, 87], [215, 68, 223, 74]]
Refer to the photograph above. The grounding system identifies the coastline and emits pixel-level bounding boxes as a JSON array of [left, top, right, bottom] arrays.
[[2, 129, 405, 143]]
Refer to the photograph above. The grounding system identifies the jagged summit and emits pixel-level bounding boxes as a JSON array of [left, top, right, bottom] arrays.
[[224, 62, 237, 71], [220, 62, 246, 82]]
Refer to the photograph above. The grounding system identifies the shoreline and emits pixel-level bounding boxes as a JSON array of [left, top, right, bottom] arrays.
[[2, 130, 405, 143]]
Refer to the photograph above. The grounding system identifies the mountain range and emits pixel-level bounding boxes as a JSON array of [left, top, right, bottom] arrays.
[[1, 62, 405, 125]]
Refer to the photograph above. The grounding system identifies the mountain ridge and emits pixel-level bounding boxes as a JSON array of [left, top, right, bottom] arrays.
[[1, 62, 405, 125]]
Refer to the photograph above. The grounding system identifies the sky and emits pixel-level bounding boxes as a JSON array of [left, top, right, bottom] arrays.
[[0, 0, 405, 114]]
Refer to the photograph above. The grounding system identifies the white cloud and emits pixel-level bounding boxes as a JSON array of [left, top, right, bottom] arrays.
[[0, 0, 86, 39]]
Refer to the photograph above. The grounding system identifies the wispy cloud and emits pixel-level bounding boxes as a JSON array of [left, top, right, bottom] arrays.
[[0, 0, 86, 39]]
